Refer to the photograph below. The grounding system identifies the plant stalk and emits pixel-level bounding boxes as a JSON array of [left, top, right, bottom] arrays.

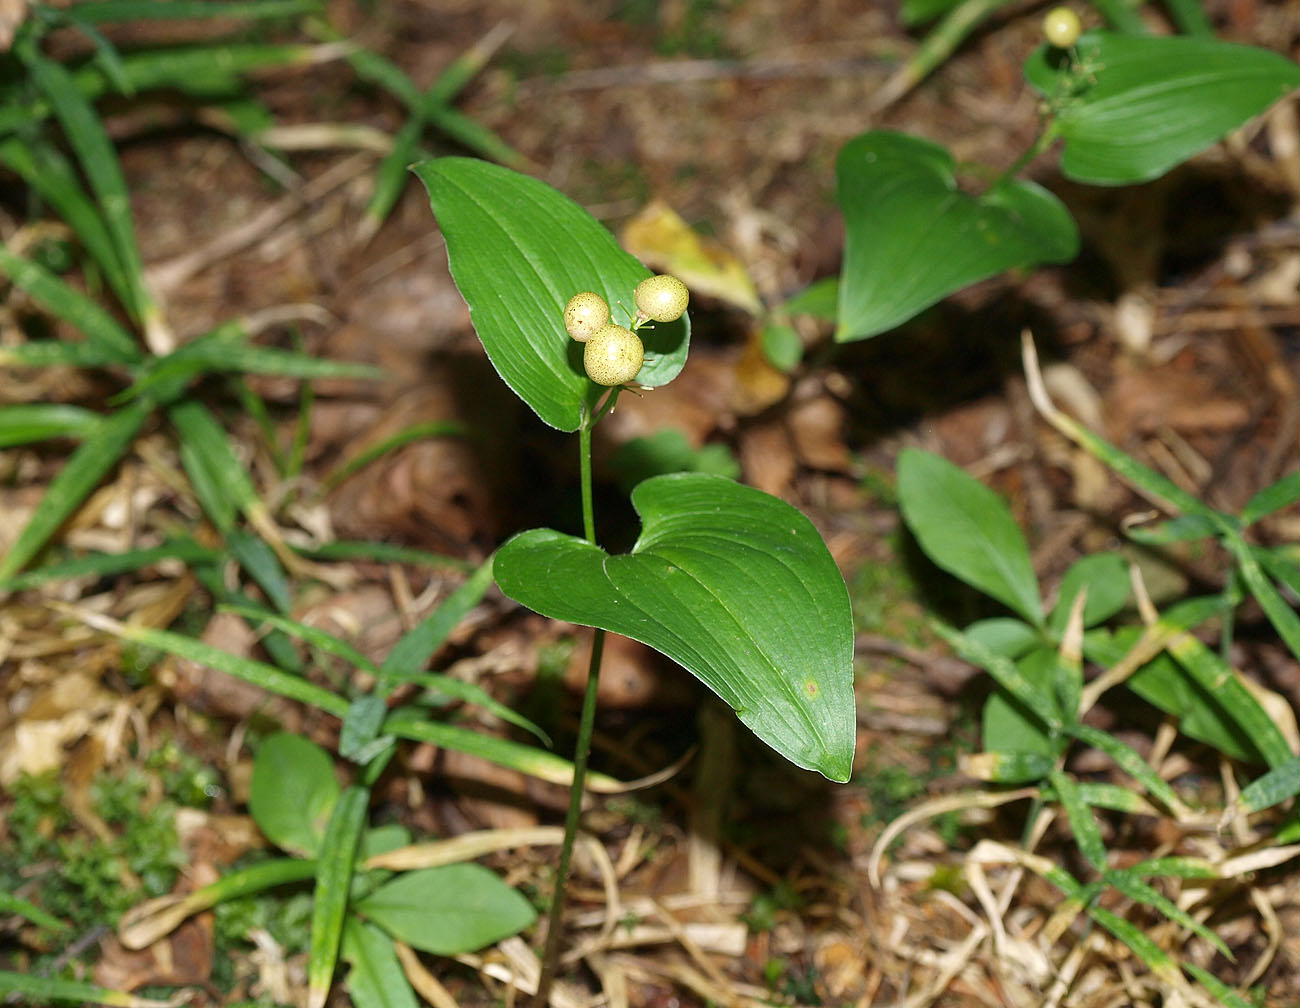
[[534, 411, 605, 1008]]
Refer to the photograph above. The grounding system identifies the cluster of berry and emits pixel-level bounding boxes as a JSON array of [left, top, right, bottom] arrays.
[[563, 275, 689, 386]]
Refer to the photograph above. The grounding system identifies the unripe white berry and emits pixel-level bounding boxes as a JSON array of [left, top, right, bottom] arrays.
[[564, 291, 610, 342], [1042, 6, 1081, 48], [584, 323, 644, 386], [633, 275, 689, 323]]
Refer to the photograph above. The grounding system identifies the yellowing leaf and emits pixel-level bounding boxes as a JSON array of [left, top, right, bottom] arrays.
[[620, 200, 763, 315]]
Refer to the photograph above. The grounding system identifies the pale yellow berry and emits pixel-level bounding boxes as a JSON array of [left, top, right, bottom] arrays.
[[1042, 6, 1081, 48], [564, 291, 610, 342], [584, 323, 644, 386], [633, 274, 689, 323]]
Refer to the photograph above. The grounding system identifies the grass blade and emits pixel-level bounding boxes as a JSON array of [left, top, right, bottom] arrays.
[[0, 971, 173, 1008], [1240, 470, 1300, 525], [308, 785, 369, 1008], [25, 51, 158, 335], [1105, 869, 1231, 958], [0, 137, 134, 308], [0, 539, 216, 591], [0, 243, 140, 362], [1069, 722, 1184, 816], [1049, 769, 1107, 872], [70, 0, 318, 23], [1238, 756, 1300, 814], [0, 892, 67, 933], [1227, 535, 1300, 662], [65, 607, 350, 718], [319, 420, 465, 494], [0, 399, 149, 580], [298, 540, 470, 571], [222, 601, 380, 674], [408, 671, 550, 747], [380, 558, 494, 681], [0, 403, 100, 446]]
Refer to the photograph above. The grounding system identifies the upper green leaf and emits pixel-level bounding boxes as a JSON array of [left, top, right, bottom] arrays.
[[493, 472, 856, 781], [415, 157, 689, 431], [898, 448, 1044, 625], [834, 130, 1077, 341], [1026, 32, 1300, 185]]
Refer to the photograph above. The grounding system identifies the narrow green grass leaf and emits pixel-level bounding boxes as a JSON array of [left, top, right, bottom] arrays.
[[408, 672, 550, 747], [1182, 962, 1253, 1008], [223, 602, 379, 674], [1129, 856, 1218, 880], [76, 613, 350, 718], [320, 420, 466, 494], [0, 399, 148, 580], [70, 0, 318, 23], [0, 539, 215, 591], [1163, 628, 1294, 768], [380, 559, 495, 680], [341, 696, 389, 762], [227, 530, 293, 613], [25, 52, 154, 327], [1105, 869, 1231, 958], [360, 116, 423, 239], [1227, 536, 1300, 664], [0, 403, 100, 446], [1086, 904, 1182, 987], [0, 137, 134, 308], [299, 541, 470, 571], [932, 621, 1061, 731], [0, 892, 67, 933], [382, 708, 616, 790], [0, 244, 140, 362], [1069, 782, 1154, 815], [308, 785, 369, 1008], [168, 398, 262, 526], [425, 104, 523, 167], [1238, 756, 1300, 814], [0, 971, 172, 1007], [0, 340, 133, 369], [1069, 722, 1183, 813], [74, 43, 329, 100], [1050, 769, 1107, 872]]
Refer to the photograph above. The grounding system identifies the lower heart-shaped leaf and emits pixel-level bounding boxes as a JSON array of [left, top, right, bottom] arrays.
[[835, 130, 1078, 341], [493, 472, 856, 782]]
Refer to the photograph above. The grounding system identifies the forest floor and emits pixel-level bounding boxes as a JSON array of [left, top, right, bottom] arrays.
[[4, 1, 1300, 1006]]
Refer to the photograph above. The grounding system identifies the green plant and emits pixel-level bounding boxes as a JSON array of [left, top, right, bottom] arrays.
[[754, 19, 1299, 353], [121, 733, 535, 1008], [415, 156, 858, 1002], [0, 0, 522, 596], [881, 334, 1300, 1002]]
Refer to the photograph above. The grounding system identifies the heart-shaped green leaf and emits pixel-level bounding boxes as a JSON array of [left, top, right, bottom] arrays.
[[1026, 32, 1300, 185], [835, 130, 1078, 341], [414, 158, 689, 432], [494, 472, 856, 781]]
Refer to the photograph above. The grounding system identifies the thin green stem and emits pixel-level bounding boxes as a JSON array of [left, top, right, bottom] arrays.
[[534, 404, 605, 1008]]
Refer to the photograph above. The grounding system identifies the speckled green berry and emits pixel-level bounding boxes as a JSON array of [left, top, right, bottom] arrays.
[[634, 274, 689, 324], [1042, 6, 1081, 47], [584, 323, 644, 386], [564, 291, 610, 342]]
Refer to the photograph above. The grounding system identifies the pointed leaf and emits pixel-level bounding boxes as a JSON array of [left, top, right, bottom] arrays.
[[1026, 32, 1300, 185], [493, 472, 855, 781], [834, 130, 1077, 341], [414, 157, 689, 431], [898, 448, 1043, 624], [356, 864, 535, 955]]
